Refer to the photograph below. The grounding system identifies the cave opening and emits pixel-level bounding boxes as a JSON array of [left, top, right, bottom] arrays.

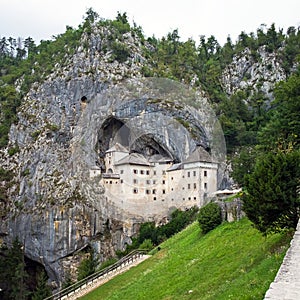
[[0, 254, 49, 297], [96, 117, 175, 171], [96, 117, 130, 171]]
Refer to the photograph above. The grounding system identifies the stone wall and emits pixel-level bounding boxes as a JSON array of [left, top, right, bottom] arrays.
[[264, 219, 300, 300], [216, 198, 244, 222]]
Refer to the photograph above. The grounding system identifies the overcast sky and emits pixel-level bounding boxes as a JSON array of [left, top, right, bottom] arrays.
[[1, 0, 299, 45]]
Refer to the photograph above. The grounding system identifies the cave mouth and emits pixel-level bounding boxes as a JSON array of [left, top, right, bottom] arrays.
[[0, 255, 48, 296], [96, 117, 130, 171], [96, 117, 174, 170], [130, 133, 173, 160]]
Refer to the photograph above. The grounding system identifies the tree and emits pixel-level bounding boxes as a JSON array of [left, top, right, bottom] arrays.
[[231, 146, 256, 186], [77, 247, 98, 281], [198, 202, 222, 234], [84, 7, 99, 24], [258, 67, 300, 150], [31, 270, 51, 300], [0, 239, 29, 299], [243, 150, 300, 234], [138, 222, 157, 245]]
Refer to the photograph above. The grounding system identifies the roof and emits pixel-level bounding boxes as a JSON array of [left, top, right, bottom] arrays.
[[106, 143, 129, 153], [167, 163, 183, 172], [115, 153, 151, 166], [148, 154, 173, 163], [183, 147, 212, 164]]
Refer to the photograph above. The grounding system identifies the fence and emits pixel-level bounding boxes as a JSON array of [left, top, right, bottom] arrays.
[[44, 249, 149, 300]]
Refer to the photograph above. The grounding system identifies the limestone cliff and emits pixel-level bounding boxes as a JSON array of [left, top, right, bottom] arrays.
[[0, 20, 289, 287], [0, 22, 223, 286]]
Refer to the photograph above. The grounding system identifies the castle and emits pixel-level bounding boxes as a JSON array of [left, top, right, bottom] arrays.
[[90, 143, 218, 216]]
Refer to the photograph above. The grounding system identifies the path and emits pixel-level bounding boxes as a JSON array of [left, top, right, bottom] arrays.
[[264, 220, 300, 299]]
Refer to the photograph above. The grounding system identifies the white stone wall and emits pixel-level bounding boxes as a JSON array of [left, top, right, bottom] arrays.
[[100, 149, 218, 220]]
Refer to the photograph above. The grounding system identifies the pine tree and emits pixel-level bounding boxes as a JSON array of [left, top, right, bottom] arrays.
[[243, 150, 300, 234], [31, 270, 51, 300]]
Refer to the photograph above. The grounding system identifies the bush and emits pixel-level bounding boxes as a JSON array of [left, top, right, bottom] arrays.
[[139, 239, 154, 251], [111, 41, 130, 63], [198, 202, 222, 234], [77, 247, 98, 281]]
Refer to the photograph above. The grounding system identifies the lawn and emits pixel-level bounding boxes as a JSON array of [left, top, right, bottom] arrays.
[[80, 218, 292, 300]]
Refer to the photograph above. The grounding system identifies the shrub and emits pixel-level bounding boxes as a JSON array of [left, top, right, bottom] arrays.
[[77, 247, 98, 280], [198, 202, 222, 234], [111, 41, 130, 63], [139, 239, 154, 251]]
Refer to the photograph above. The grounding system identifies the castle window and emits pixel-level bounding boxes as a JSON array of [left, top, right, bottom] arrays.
[[171, 177, 173, 180], [188, 184, 191, 189], [153, 180, 156, 184], [162, 180, 166, 184], [120, 170, 124, 174], [146, 189, 151, 194], [194, 183, 197, 189], [140, 170, 144, 175], [153, 197, 156, 201], [204, 182, 208, 190], [146, 180, 151, 184], [152, 189, 156, 194], [133, 169, 138, 174], [133, 179, 138, 184], [187, 171, 190, 177], [153, 170, 156, 175], [162, 189, 166, 194], [188, 197, 191, 200], [120, 179, 123, 183], [162, 170, 166, 175], [110, 181, 112, 184], [133, 188, 138, 194], [204, 170, 207, 177], [194, 197, 196, 200], [193, 171, 196, 177], [146, 170, 150, 175]]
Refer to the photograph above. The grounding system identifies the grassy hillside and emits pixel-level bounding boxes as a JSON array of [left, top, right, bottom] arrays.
[[81, 218, 292, 300]]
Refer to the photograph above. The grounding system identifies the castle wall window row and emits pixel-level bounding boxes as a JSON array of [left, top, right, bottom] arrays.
[[100, 143, 218, 207]]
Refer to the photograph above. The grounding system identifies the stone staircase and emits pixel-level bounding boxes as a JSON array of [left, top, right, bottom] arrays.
[[44, 250, 150, 300]]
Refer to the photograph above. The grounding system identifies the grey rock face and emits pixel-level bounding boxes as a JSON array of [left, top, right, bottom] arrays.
[[221, 47, 286, 101], [0, 24, 287, 286], [0, 25, 224, 285]]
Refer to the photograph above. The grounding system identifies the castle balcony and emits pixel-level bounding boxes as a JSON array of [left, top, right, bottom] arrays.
[[102, 173, 120, 179]]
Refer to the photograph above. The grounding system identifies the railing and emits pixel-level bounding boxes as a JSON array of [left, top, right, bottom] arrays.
[[44, 249, 149, 300]]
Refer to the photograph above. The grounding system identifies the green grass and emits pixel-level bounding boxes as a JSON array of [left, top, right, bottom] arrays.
[[80, 218, 292, 300]]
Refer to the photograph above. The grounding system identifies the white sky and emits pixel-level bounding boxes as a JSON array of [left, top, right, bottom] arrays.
[[1, 0, 299, 45]]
